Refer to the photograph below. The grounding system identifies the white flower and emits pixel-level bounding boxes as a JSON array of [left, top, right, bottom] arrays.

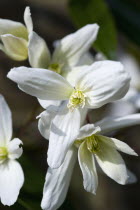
[[0, 95, 24, 206], [89, 52, 140, 122], [0, 6, 99, 69], [41, 114, 140, 210], [7, 61, 130, 168], [36, 23, 99, 108], [30, 24, 99, 72], [119, 52, 140, 110], [0, 7, 49, 67]]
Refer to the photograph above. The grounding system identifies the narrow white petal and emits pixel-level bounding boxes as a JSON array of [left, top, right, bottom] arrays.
[[95, 137, 128, 184], [102, 136, 138, 156], [107, 100, 137, 117], [52, 24, 99, 69], [24, 7, 33, 33], [96, 114, 140, 134], [7, 67, 73, 100], [0, 19, 28, 39], [135, 93, 140, 109], [78, 141, 98, 194], [1, 34, 28, 61], [38, 99, 61, 109], [38, 105, 59, 140], [75, 61, 130, 108], [0, 160, 24, 206], [8, 138, 23, 159], [48, 103, 81, 168], [79, 107, 88, 126], [77, 124, 101, 140], [123, 88, 140, 109], [28, 31, 51, 68], [41, 148, 77, 210], [126, 169, 137, 184], [0, 95, 12, 144]]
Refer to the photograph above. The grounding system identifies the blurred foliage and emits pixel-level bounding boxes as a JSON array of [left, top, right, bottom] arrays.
[[106, 0, 140, 47], [68, 0, 117, 59]]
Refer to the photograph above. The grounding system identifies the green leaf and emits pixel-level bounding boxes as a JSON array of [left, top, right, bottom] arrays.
[[69, 0, 117, 59], [106, 0, 140, 47]]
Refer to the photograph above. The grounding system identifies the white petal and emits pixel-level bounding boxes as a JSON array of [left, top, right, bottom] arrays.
[[24, 7, 33, 33], [41, 148, 77, 210], [134, 93, 140, 109], [7, 67, 73, 100], [102, 136, 138, 156], [119, 52, 140, 89], [123, 87, 138, 102], [107, 100, 137, 117], [75, 61, 130, 108], [0, 19, 28, 39], [78, 141, 98, 194], [1, 34, 28, 61], [66, 65, 89, 87], [78, 52, 94, 65], [95, 52, 106, 61], [28, 31, 51, 68], [38, 105, 59, 140], [95, 137, 128, 184], [8, 138, 23, 159], [123, 88, 140, 109], [77, 124, 101, 140], [38, 99, 61, 109], [0, 95, 12, 144], [48, 103, 81, 168], [0, 160, 24, 206], [126, 169, 137, 184], [79, 107, 88, 126], [96, 114, 140, 134], [52, 24, 99, 69]]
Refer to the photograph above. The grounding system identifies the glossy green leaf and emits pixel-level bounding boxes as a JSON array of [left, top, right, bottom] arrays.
[[69, 0, 117, 59]]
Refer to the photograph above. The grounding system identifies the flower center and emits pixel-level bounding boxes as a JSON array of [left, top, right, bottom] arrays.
[[74, 135, 100, 153], [48, 63, 61, 74], [0, 147, 8, 162], [86, 135, 100, 153], [67, 89, 85, 111]]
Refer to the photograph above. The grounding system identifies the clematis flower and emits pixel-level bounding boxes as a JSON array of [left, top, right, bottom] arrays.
[[29, 23, 99, 73], [41, 114, 139, 210], [0, 95, 24, 206], [88, 52, 140, 123], [0, 7, 49, 67], [7, 60, 130, 168], [37, 23, 99, 109], [0, 6, 99, 71], [119, 52, 140, 110]]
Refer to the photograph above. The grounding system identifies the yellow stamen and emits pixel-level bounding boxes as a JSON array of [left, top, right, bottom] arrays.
[[86, 135, 100, 153], [0, 147, 8, 161], [68, 89, 85, 111], [48, 63, 61, 74]]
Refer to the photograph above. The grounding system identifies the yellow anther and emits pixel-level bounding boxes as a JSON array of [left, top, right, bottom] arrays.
[[48, 63, 61, 74], [86, 135, 100, 153], [68, 89, 85, 111]]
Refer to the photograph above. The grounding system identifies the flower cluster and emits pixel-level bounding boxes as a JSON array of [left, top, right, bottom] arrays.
[[0, 6, 139, 210]]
